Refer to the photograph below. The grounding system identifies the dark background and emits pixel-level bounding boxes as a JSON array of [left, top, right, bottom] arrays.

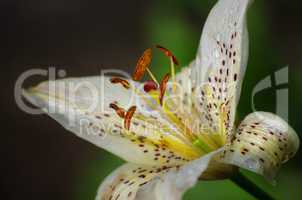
[[2, 0, 302, 199]]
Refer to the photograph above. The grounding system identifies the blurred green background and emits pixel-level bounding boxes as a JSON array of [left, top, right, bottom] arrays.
[[4, 0, 302, 199]]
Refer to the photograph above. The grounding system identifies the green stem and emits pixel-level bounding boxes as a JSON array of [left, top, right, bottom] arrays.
[[230, 172, 275, 200]]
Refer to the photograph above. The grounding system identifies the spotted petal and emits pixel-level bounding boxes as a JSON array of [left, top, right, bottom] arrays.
[[221, 112, 300, 181], [95, 149, 223, 200], [189, 0, 252, 143], [163, 0, 252, 151], [23, 76, 201, 166]]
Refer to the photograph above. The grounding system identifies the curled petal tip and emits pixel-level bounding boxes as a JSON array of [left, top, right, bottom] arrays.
[[221, 112, 299, 181]]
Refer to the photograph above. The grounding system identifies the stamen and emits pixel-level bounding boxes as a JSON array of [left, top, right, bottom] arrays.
[[156, 45, 179, 91], [146, 68, 160, 86], [110, 103, 126, 118], [124, 106, 137, 130], [133, 48, 153, 81], [143, 80, 158, 92], [110, 75, 159, 116], [159, 73, 170, 106], [155, 45, 179, 66], [170, 57, 176, 91], [110, 77, 130, 89]]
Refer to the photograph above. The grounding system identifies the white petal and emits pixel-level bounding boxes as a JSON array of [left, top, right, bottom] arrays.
[[136, 148, 224, 200], [190, 0, 252, 141], [194, 0, 251, 86], [96, 149, 223, 200], [23, 76, 200, 166], [95, 163, 160, 200], [221, 112, 300, 181]]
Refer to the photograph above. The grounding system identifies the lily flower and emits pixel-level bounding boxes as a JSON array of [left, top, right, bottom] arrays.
[[23, 0, 299, 199]]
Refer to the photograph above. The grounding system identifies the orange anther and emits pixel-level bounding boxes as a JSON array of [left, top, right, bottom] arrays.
[[124, 106, 137, 130], [110, 77, 130, 89], [156, 45, 179, 66], [110, 103, 126, 118], [133, 48, 152, 81], [159, 73, 170, 106]]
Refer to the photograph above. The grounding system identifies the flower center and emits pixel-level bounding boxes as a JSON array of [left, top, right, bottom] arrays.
[[110, 46, 224, 155]]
